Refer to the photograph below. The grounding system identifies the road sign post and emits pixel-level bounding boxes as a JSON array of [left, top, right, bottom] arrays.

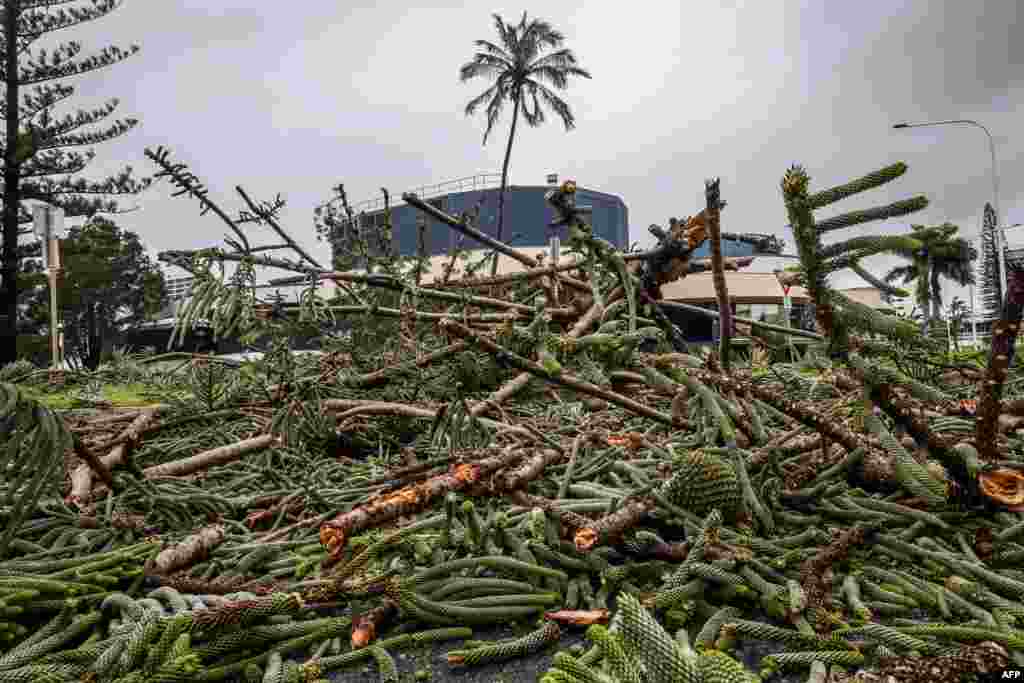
[[33, 206, 65, 370]]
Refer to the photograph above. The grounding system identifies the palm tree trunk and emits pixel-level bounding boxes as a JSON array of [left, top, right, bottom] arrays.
[[86, 301, 101, 370], [491, 94, 521, 277], [916, 257, 930, 335], [930, 263, 941, 323], [1, 2, 22, 366]]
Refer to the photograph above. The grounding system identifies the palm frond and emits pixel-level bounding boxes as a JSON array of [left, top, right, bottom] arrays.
[[850, 259, 909, 297], [533, 81, 576, 130], [492, 13, 514, 52], [519, 83, 545, 127], [520, 17, 563, 56], [529, 47, 582, 71], [482, 80, 510, 144], [459, 53, 512, 82], [462, 81, 500, 116], [883, 264, 916, 284], [471, 39, 512, 62]]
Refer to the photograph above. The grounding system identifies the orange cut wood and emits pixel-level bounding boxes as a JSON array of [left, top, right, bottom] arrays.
[[544, 609, 610, 626], [978, 468, 1024, 511]]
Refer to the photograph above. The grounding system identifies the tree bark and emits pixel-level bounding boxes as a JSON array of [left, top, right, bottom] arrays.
[[916, 255, 930, 335], [975, 268, 1024, 461], [1, 2, 21, 365], [706, 179, 732, 371], [86, 301, 100, 370], [142, 433, 277, 479], [491, 93, 521, 277]]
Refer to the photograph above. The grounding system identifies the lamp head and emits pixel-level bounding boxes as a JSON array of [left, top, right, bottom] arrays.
[[892, 123, 910, 129]]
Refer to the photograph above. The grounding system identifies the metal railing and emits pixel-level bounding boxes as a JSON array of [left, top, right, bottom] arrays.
[[338, 173, 503, 215]]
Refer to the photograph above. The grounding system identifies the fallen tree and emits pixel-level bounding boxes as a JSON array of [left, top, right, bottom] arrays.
[[1, 150, 1023, 682]]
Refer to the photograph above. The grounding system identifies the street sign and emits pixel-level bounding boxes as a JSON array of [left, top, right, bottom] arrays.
[[33, 205, 64, 238], [33, 205, 64, 270]]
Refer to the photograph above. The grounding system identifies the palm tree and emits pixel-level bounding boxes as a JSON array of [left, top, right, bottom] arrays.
[[460, 12, 592, 275], [947, 295, 970, 351], [883, 223, 977, 334]]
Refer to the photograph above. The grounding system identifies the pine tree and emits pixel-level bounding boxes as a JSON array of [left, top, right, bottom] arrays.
[[780, 161, 932, 358], [1, 0, 150, 366], [978, 202, 1002, 338]]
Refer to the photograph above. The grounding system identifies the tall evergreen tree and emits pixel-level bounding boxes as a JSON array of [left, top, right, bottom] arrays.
[[978, 202, 1002, 337], [780, 161, 930, 358], [1, 0, 150, 366]]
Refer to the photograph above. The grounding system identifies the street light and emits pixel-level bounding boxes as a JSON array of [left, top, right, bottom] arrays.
[[892, 119, 1007, 310]]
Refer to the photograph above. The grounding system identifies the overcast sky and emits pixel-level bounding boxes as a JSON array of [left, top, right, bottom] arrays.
[[54, 0, 1023, 311]]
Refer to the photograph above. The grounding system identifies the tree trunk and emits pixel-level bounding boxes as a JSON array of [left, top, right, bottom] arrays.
[[491, 93, 521, 277], [915, 257, 930, 335], [975, 268, 1024, 461], [706, 179, 732, 372], [1, 2, 21, 366], [86, 302, 101, 370], [930, 262, 941, 323]]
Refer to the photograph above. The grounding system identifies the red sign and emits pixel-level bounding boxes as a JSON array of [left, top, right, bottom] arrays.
[[782, 285, 791, 296]]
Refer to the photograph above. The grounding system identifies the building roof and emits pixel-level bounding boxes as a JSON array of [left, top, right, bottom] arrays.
[[839, 286, 884, 308], [660, 272, 811, 303], [340, 173, 626, 215], [413, 253, 817, 306]]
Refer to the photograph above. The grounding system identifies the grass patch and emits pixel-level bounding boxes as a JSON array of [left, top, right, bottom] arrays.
[[20, 382, 165, 409]]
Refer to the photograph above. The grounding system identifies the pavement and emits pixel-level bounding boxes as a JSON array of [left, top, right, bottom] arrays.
[[320, 618, 809, 683], [327, 622, 586, 683]]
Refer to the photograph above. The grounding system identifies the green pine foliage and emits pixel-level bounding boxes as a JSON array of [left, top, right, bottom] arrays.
[[0, 383, 69, 559], [2, 0, 151, 366], [978, 202, 1003, 335], [780, 162, 940, 357]]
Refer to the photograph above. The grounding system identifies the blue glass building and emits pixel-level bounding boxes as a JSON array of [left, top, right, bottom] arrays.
[[688, 240, 756, 259], [328, 175, 628, 266]]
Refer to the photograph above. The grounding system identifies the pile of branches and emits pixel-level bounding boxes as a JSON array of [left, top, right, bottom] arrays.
[[2, 150, 1024, 683]]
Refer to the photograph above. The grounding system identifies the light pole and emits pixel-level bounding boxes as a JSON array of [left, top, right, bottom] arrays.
[[893, 120, 1007, 311]]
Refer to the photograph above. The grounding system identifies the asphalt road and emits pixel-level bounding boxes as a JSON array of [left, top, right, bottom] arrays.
[[326, 622, 586, 683], [320, 620, 809, 683]]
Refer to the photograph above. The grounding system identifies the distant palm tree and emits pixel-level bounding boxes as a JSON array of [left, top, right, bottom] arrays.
[[883, 223, 976, 334], [460, 12, 591, 275], [947, 295, 970, 351]]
